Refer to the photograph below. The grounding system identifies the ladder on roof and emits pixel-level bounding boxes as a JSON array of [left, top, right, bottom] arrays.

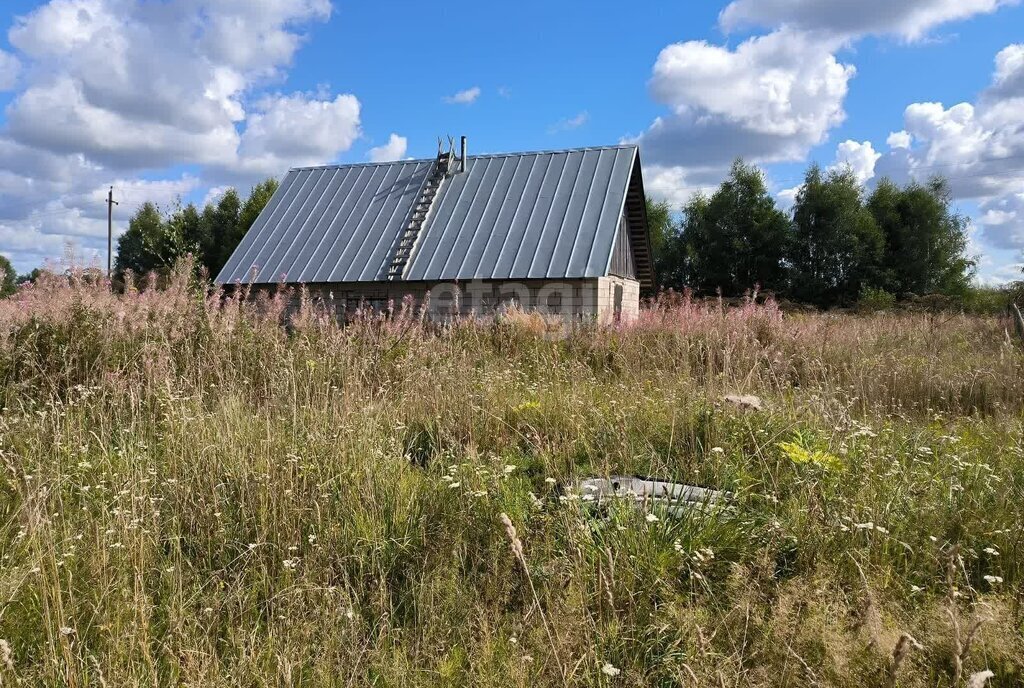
[[387, 150, 452, 280]]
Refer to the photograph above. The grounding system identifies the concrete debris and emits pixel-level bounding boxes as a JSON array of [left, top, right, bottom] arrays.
[[574, 476, 729, 518], [723, 394, 764, 411]]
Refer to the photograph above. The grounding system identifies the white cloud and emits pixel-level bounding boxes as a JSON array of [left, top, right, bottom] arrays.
[[7, 75, 243, 169], [0, 0, 363, 272], [202, 186, 232, 207], [870, 44, 1024, 254], [443, 86, 481, 105], [0, 50, 19, 91], [975, 260, 1024, 285], [0, 173, 198, 274], [196, 0, 332, 75], [994, 43, 1024, 83], [887, 130, 913, 149], [234, 93, 361, 175], [4, 0, 354, 172], [9, 0, 331, 74], [978, 194, 1024, 251], [639, 29, 855, 169], [989, 43, 1024, 100], [367, 133, 408, 162], [776, 185, 801, 211], [548, 111, 589, 134], [831, 139, 881, 183], [642, 164, 726, 208], [719, 0, 1019, 41]]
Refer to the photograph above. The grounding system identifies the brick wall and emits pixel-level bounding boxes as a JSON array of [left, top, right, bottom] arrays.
[[250, 277, 641, 322], [596, 276, 641, 322]]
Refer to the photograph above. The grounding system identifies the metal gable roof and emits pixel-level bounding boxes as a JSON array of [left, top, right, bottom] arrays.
[[215, 144, 649, 286]]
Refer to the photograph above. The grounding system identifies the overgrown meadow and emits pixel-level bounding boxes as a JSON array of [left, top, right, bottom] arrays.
[[1, 267, 1022, 687]]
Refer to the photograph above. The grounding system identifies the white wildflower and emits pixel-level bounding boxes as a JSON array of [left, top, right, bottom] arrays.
[[983, 547, 999, 556], [967, 670, 995, 688], [645, 513, 659, 523], [601, 662, 621, 677], [0, 638, 12, 672], [544, 477, 557, 485], [710, 447, 724, 454], [503, 465, 517, 474], [983, 575, 1003, 585]]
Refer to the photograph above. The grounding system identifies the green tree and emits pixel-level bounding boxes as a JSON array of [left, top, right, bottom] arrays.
[[114, 202, 185, 278], [868, 177, 974, 297], [240, 179, 279, 237], [170, 203, 206, 265], [115, 179, 278, 281], [0, 255, 16, 297], [646, 196, 686, 290], [17, 268, 45, 285], [679, 160, 792, 296], [202, 189, 242, 277], [790, 165, 884, 306]]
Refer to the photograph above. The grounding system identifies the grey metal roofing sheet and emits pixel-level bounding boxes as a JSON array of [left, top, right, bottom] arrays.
[[215, 144, 641, 285]]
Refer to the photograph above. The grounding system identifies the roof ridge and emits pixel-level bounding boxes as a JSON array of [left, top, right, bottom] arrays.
[[290, 143, 637, 172]]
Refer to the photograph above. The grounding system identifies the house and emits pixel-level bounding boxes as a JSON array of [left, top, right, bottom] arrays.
[[215, 139, 653, 321]]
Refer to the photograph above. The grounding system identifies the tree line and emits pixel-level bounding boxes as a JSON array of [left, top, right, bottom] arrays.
[[649, 160, 980, 308], [114, 179, 279, 280]]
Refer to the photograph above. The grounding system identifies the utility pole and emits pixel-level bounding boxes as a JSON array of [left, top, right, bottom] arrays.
[[106, 186, 118, 279]]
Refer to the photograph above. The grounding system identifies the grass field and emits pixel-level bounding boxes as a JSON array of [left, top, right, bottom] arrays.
[[1, 268, 1022, 686]]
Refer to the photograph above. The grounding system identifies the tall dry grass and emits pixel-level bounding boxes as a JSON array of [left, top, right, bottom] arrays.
[[0, 265, 1022, 686]]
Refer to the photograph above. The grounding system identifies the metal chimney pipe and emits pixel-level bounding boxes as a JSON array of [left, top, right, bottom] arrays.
[[460, 136, 467, 173]]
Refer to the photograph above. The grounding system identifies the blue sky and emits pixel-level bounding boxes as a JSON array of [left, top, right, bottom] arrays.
[[0, 0, 1023, 283]]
